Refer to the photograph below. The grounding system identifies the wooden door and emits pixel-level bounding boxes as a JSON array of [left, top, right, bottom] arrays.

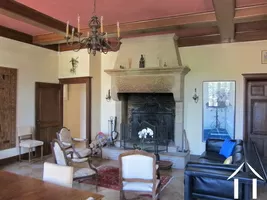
[[246, 80, 267, 158], [35, 82, 63, 155]]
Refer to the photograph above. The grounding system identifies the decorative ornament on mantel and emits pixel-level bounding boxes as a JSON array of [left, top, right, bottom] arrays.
[[64, 0, 122, 56], [139, 54, 145, 68], [69, 57, 79, 74]]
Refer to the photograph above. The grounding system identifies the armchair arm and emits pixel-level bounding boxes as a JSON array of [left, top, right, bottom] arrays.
[[186, 161, 238, 171], [185, 165, 264, 184], [72, 137, 88, 142]]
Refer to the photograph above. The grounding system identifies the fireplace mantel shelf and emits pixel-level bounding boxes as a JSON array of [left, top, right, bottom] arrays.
[[105, 66, 190, 102], [104, 66, 190, 76]]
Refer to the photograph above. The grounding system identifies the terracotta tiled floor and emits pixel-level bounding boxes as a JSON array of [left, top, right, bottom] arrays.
[[1, 156, 267, 200]]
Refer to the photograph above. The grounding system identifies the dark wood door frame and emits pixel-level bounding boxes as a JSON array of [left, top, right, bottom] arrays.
[[59, 76, 92, 144], [243, 73, 267, 141]]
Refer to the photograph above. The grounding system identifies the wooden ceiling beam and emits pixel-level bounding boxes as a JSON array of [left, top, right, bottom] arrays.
[[0, 0, 76, 35], [0, 25, 32, 44], [235, 29, 267, 42], [178, 34, 221, 47], [234, 4, 267, 23], [0, 25, 58, 51], [33, 12, 217, 45], [213, 0, 235, 42]]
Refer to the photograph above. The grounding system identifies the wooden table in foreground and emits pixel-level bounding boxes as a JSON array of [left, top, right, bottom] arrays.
[[0, 170, 104, 200]]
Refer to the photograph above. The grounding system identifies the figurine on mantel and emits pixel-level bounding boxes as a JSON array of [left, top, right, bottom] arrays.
[[139, 54, 145, 68]]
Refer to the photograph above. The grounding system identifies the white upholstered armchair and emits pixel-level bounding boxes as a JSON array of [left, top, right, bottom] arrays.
[[119, 150, 161, 200], [56, 127, 92, 159], [51, 139, 98, 190]]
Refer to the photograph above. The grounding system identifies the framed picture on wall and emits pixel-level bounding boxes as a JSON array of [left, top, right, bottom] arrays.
[[202, 81, 236, 141], [261, 50, 267, 64]]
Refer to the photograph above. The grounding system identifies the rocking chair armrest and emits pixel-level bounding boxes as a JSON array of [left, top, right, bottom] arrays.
[[72, 137, 87, 142], [62, 142, 72, 148]]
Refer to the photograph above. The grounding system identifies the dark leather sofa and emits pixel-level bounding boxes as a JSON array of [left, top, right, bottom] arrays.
[[184, 139, 267, 200], [198, 139, 244, 165]]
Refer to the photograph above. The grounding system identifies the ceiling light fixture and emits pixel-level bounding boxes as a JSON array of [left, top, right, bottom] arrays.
[[64, 0, 122, 55]]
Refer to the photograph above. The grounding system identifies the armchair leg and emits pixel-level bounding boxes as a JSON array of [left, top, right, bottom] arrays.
[[41, 145, 43, 161], [19, 146, 21, 162], [120, 190, 125, 200], [28, 148, 32, 163]]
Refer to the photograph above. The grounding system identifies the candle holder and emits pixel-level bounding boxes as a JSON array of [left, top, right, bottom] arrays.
[[106, 89, 111, 102]]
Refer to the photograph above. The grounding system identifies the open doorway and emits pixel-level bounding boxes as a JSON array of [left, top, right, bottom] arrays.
[[63, 84, 86, 139], [59, 77, 92, 145]]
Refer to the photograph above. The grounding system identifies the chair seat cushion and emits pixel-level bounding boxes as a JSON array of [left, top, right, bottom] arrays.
[[74, 168, 96, 178], [123, 179, 160, 192], [19, 140, 43, 148]]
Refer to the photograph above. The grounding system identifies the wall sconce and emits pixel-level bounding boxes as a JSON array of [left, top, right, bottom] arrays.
[[106, 89, 111, 102], [192, 88, 199, 103]]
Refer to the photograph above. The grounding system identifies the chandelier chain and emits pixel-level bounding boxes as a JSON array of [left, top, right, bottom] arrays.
[[93, 0, 96, 14]]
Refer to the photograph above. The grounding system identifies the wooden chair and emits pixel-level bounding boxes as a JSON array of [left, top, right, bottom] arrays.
[[17, 126, 43, 163], [56, 127, 92, 159], [51, 139, 98, 191], [119, 150, 161, 200], [43, 162, 73, 188]]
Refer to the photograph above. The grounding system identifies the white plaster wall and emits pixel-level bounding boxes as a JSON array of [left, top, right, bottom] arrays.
[[90, 53, 102, 139], [63, 84, 86, 139], [0, 37, 58, 159], [58, 49, 90, 78], [80, 84, 87, 139], [100, 52, 118, 134]]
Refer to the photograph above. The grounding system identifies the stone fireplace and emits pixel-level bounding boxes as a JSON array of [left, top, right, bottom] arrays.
[[104, 34, 190, 149]]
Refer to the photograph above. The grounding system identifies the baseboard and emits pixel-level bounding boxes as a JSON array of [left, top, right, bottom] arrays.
[[0, 153, 28, 166]]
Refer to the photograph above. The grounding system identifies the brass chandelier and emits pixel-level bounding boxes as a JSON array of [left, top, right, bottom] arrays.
[[64, 0, 122, 55]]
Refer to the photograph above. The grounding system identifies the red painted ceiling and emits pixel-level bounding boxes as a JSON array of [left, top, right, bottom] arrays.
[[1, 0, 266, 36], [3, 0, 215, 35]]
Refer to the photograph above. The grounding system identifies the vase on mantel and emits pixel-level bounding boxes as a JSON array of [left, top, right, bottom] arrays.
[[139, 55, 145, 68]]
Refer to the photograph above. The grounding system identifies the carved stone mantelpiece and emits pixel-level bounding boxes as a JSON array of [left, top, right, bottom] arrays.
[[104, 66, 190, 102]]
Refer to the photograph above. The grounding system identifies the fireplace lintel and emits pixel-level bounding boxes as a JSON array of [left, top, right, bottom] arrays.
[[104, 66, 190, 102]]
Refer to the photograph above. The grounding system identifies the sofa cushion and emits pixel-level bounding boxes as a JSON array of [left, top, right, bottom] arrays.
[[206, 139, 224, 153], [223, 156, 233, 164], [199, 151, 226, 163], [219, 139, 236, 158], [232, 152, 244, 165]]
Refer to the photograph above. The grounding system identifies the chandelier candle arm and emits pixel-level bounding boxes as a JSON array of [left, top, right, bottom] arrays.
[[71, 27, 74, 40], [77, 14, 80, 33], [66, 21, 69, 38], [117, 21, 120, 38], [101, 16, 103, 33]]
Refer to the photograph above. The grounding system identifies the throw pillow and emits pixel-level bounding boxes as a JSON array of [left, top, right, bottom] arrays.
[[219, 139, 236, 158], [223, 156, 233, 164]]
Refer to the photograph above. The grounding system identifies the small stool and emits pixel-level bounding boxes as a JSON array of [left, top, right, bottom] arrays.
[[18, 126, 44, 163]]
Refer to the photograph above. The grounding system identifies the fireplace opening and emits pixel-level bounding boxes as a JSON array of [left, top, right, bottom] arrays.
[[119, 93, 175, 150]]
